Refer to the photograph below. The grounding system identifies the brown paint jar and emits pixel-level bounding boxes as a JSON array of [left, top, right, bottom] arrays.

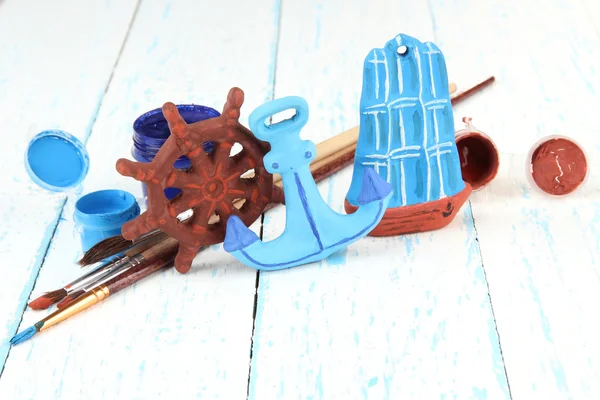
[[454, 117, 500, 190], [527, 135, 588, 196]]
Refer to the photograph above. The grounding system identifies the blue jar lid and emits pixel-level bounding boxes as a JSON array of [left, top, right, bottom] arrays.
[[25, 129, 90, 192]]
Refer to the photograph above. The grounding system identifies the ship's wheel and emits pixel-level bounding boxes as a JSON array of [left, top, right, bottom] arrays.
[[116, 87, 274, 273]]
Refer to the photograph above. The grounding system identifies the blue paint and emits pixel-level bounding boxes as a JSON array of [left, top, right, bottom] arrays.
[[9, 326, 37, 345], [472, 387, 488, 399], [368, 377, 379, 387], [25, 130, 89, 192], [163, 3, 172, 19], [326, 176, 334, 205], [326, 248, 347, 266], [346, 33, 465, 209], [527, 273, 553, 341], [295, 172, 324, 250], [131, 104, 220, 200], [73, 189, 140, 251], [550, 359, 569, 392], [224, 96, 392, 270], [315, 366, 324, 398]]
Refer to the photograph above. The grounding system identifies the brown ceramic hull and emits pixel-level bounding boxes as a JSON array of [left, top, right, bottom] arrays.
[[344, 183, 472, 237]]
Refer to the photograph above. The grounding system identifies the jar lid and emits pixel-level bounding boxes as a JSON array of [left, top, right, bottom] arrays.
[[526, 135, 588, 196], [25, 129, 90, 192]]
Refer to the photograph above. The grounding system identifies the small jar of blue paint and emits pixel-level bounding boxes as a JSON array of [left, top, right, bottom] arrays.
[[74, 190, 141, 251], [25, 129, 141, 252], [131, 104, 220, 200]]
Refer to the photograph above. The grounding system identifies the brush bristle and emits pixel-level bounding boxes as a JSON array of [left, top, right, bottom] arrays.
[[77, 236, 133, 267], [28, 288, 67, 310], [10, 326, 38, 345], [57, 290, 84, 309]]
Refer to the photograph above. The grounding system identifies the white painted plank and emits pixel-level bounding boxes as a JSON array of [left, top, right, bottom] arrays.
[[0, 193, 63, 369], [249, 0, 510, 399], [580, 0, 600, 41], [430, 0, 600, 398], [0, 0, 138, 373], [0, 0, 280, 398]]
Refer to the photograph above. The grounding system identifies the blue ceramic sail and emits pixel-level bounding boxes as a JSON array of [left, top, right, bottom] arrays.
[[346, 33, 465, 209]]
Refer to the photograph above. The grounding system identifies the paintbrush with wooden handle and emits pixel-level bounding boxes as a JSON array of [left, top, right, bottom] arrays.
[[11, 242, 179, 345], [28, 231, 170, 310]]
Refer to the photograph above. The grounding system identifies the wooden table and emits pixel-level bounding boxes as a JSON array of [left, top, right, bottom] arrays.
[[1, 0, 599, 399]]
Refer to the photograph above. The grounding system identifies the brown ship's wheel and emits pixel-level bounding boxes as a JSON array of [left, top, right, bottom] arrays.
[[116, 87, 275, 273]]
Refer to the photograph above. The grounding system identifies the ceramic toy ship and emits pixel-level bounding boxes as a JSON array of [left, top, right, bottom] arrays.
[[344, 33, 472, 236]]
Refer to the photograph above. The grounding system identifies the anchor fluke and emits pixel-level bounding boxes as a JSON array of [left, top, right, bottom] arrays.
[[223, 216, 259, 252], [357, 168, 392, 205]]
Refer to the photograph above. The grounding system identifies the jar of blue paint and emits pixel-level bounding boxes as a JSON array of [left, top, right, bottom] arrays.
[[131, 104, 220, 200], [25, 129, 141, 252], [74, 190, 140, 251]]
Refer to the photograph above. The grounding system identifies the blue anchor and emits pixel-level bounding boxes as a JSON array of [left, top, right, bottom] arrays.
[[223, 96, 393, 271]]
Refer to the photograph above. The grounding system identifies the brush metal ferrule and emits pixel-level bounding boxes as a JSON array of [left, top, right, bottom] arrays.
[[83, 254, 145, 291], [67, 255, 130, 293], [38, 286, 110, 332]]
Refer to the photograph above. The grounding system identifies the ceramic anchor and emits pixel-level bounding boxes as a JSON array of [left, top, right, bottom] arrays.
[[223, 96, 393, 271]]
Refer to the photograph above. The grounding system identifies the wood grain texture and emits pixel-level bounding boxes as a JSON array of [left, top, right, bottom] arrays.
[[0, 194, 63, 371], [249, 0, 510, 399], [431, 0, 600, 398], [0, 0, 139, 373], [0, 0, 280, 398], [2, 0, 600, 398]]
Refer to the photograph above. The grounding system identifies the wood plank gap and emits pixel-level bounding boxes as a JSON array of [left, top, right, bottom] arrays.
[[82, 0, 143, 145], [427, 0, 513, 396], [246, 1, 284, 398], [468, 201, 514, 400], [0, 198, 65, 379]]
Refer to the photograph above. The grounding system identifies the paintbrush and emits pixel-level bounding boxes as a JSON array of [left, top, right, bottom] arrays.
[[56, 235, 178, 308], [28, 230, 171, 310], [11, 244, 179, 346], [77, 226, 167, 266]]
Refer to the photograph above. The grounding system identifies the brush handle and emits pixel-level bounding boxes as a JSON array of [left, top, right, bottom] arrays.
[[107, 247, 178, 294], [84, 236, 179, 290], [37, 286, 110, 332], [69, 231, 169, 292], [36, 251, 178, 334], [66, 254, 130, 293], [141, 236, 179, 259], [85, 254, 143, 290], [124, 230, 170, 257], [311, 143, 356, 184]]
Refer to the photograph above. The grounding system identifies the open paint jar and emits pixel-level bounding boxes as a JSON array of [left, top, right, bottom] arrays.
[[526, 135, 588, 196], [454, 117, 500, 190], [74, 190, 140, 251], [131, 104, 220, 200], [25, 130, 141, 251]]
